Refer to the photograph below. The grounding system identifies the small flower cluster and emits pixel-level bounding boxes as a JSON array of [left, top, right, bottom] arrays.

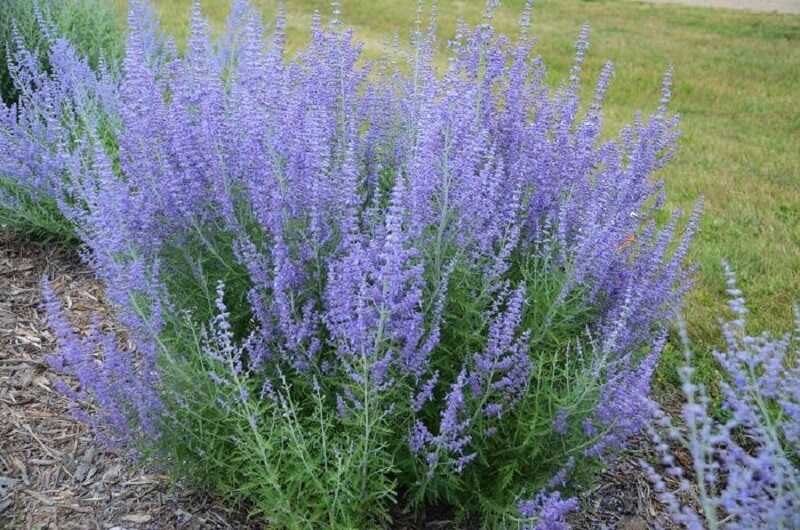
[[643, 265, 800, 530], [519, 490, 579, 530], [8, 0, 700, 525]]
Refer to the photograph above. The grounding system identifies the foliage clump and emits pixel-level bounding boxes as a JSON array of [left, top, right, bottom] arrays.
[[7, 0, 703, 527]]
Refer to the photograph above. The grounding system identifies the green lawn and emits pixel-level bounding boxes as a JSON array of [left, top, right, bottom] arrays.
[[120, 0, 799, 382]]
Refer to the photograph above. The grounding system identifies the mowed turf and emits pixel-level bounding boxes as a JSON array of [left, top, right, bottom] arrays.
[[117, 0, 799, 384]]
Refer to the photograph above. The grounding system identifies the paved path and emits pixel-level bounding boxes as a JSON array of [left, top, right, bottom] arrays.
[[644, 0, 800, 14]]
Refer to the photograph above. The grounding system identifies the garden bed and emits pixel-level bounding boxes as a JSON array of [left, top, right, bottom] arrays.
[[0, 233, 679, 529], [2, 0, 796, 526]]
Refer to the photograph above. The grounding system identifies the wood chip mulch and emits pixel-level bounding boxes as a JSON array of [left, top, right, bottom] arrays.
[[567, 437, 680, 530], [0, 231, 684, 530]]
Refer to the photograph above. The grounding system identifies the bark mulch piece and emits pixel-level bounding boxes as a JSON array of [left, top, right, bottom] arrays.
[[0, 233, 251, 530]]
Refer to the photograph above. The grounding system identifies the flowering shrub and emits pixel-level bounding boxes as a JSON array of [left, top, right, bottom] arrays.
[[643, 265, 800, 530], [33, 0, 699, 527], [0, 0, 129, 240], [0, 35, 117, 240], [0, 0, 123, 105]]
